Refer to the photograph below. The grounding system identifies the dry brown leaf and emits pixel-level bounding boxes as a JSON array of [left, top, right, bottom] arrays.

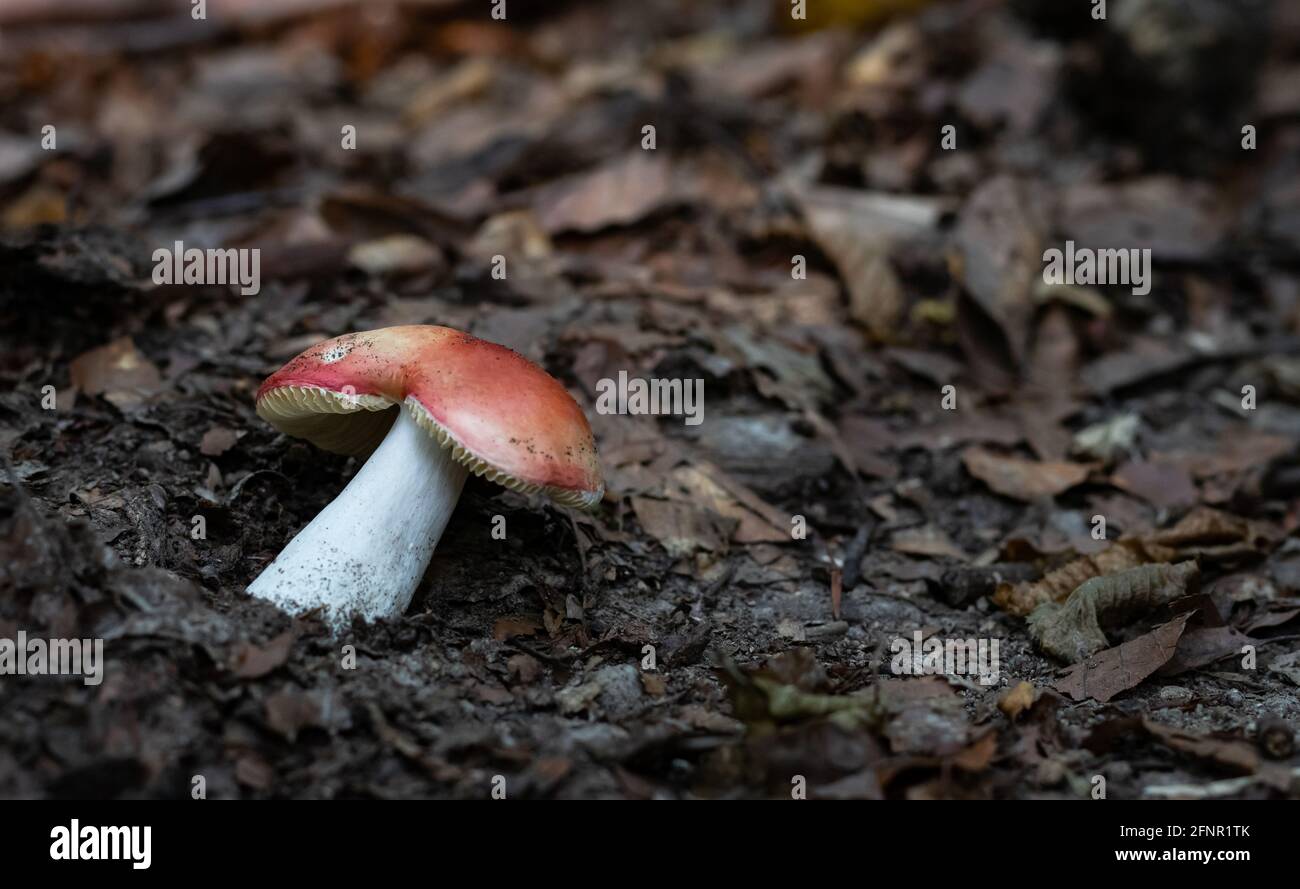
[[1061, 177, 1226, 262], [403, 58, 495, 124], [962, 446, 1089, 501], [889, 524, 968, 561], [953, 176, 1048, 366], [1245, 607, 1300, 633], [1149, 505, 1278, 558], [1080, 336, 1197, 395], [1160, 626, 1255, 676], [670, 464, 788, 545], [1025, 306, 1080, 404], [69, 337, 162, 409], [796, 185, 943, 340], [1052, 613, 1192, 703], [843, 247, 903, 340], [1111, 460, 1197, 509], [630, 496, 730, 558], [1167, 430, 1294, 480], [468, 209, 553, 263], [536, 152, 674, 234]]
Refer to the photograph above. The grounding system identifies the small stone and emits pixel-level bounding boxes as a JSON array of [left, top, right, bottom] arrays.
[[592, 664, 645, 720]]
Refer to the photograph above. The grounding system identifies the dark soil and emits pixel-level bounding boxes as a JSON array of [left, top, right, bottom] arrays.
[[1, 0, 1299, 799]]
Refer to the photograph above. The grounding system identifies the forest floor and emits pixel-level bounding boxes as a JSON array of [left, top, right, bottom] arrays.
[[2, 0, 1300, 799]]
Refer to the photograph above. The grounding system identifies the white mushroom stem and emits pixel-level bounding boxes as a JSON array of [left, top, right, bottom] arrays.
[[247, 406, 469, 629]]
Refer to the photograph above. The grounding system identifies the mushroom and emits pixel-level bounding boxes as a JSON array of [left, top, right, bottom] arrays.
[[246, 325, 603, 628]]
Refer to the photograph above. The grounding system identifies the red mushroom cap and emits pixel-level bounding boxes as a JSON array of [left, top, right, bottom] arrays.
[[255, 326, 603, 509]]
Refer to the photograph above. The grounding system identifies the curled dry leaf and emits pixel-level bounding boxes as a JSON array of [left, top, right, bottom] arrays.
[[1029, 561, 1200, 663], [996, 506, 1280, 618], [1148, 505, 1279, 561], [993, 538, 1176, 616]]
